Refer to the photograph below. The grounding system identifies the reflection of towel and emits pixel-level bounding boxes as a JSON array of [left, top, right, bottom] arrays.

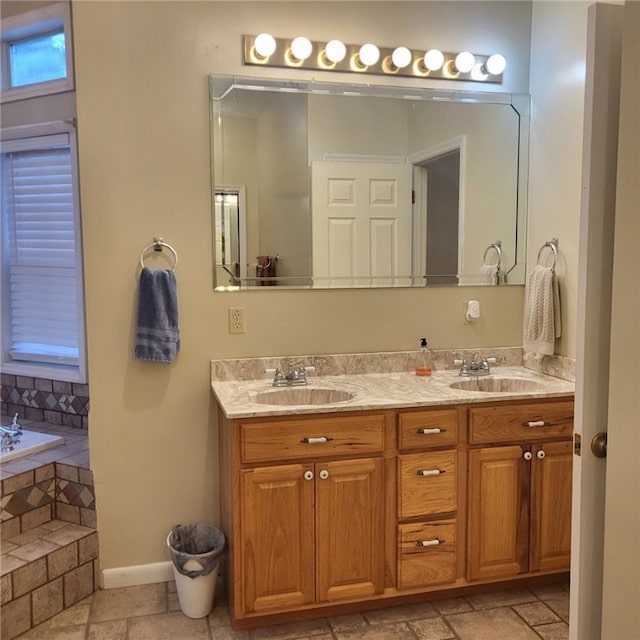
[[523, 265, 561, 355], [480, 263, 499, 285], [134, 268, 180, 363]]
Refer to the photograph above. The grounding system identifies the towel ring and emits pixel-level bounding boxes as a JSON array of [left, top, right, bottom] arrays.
[[139, 237, 178, 271], [536, 239, 558, 271], [482, 241, 503, 267]]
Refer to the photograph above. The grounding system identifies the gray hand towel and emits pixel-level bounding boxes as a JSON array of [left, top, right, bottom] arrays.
[[134, 268, 180, 364]]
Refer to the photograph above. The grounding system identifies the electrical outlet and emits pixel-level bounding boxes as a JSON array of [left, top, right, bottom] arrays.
[[228, 307, 245, 334]]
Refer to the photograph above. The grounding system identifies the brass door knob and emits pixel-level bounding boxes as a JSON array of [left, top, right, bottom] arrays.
[[591, 432, 607, 458]]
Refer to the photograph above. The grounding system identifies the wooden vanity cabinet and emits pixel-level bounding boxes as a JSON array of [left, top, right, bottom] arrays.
[[224, 412, 388, 619], [466, 400, 574, 581], [219, 396, 574, 628]]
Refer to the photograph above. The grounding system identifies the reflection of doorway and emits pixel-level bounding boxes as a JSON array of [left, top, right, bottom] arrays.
[[311, 160, 412, 287], [214, 186, 246, 287], [410, 136, 465, 286], [422, 152, 460, 285]]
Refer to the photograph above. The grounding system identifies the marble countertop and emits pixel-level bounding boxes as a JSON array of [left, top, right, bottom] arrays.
[[211, 366, 575, 419]]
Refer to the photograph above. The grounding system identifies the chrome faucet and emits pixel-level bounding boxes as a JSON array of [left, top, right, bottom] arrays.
[[272, 361, 310, 386], [1, 413, 22, 452], [456, 353, 497, 377]]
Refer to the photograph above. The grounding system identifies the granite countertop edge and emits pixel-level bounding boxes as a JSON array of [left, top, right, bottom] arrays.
[[211, 366, 575, 420]]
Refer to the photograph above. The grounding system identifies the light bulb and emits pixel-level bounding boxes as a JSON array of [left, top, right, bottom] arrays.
[[324, 39, 346, 63], [254, 33, 276, 58], [423, 49, 444, 71], [290, 36, 312, 61], [391, 46, 412, 69], [454, 51, 475, 73], [358, 43, 380, 66], [484, 53, 506, 75]]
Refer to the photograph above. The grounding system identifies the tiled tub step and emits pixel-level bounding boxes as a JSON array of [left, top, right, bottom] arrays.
[[1, 519, 98, 640]]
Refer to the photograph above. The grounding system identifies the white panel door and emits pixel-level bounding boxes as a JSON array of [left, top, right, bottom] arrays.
[[311, 161, 412, 287], [571, 4, 640, 639], [599, 2, 639, 637]]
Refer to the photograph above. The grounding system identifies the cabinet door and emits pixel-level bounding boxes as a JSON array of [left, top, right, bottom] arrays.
[[315, 457, 384, 602], [530, 440, 573, 572], [467, 445, 530, 581], [240, 464, 314, 613]]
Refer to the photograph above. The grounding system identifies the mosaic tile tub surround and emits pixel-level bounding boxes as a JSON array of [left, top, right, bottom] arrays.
[[0, 462, 98, 639], [1, 374, 89, 429]]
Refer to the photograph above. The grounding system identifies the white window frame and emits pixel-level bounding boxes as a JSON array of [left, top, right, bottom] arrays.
[[1, 2, 74, 103], [1, 120, 87, 383]]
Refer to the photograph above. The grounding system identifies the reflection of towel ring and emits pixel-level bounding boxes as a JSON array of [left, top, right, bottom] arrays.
[[139, 237, 178, 271], [482, 241, 503, 267], [536, 238, 558, 271]]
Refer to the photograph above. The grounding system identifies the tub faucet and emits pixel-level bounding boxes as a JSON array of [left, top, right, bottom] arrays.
[[1, 413, 22, 452]]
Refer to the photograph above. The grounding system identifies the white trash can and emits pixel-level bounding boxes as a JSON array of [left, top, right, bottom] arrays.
[[167, 524, 225, 619]]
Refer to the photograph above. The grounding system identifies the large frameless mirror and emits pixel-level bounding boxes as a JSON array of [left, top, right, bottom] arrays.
[[210, 75, 529, 290]]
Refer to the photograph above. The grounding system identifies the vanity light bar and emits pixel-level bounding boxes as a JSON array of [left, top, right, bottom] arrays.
[[243, 34, 505, 84]]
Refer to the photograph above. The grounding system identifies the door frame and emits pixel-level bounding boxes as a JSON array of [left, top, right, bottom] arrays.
[[408, 136, 466, 283]]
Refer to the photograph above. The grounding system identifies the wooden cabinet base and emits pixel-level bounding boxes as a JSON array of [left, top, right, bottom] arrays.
[[227, 571, 570, 630], [219, 399, 574, 632]]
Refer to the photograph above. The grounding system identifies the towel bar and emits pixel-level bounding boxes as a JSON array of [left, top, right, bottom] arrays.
[[536, 238, 558, 270], [140, 237, 178, 271], [482, 241, 503, 267]]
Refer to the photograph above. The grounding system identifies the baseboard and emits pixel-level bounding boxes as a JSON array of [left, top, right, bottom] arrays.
[[101, 561, 174, 589]]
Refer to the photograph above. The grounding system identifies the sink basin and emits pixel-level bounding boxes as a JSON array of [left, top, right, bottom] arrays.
[[449, 377, 546, 393], [253, 387, 355, 406]]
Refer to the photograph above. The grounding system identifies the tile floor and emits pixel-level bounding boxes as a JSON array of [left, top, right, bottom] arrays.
[[15, 580, 570, 639]]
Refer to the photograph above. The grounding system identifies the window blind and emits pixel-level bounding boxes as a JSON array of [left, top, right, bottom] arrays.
[[2, 134, 80, 366]]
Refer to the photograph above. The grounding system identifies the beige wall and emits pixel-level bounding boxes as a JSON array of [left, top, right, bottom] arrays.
[[70, 1, 542, 571], [528, 1, 590, 360]]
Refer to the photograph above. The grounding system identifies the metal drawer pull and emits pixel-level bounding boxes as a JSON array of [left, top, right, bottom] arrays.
[[301, 436, 334, 444], [417, 538, 444, 547], [417, 427, 446, 435], [417, 469, 445, 477], [524, 420, 547, 428]]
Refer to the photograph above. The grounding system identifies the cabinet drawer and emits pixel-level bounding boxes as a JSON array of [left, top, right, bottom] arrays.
[[398, 521, 456, 589], [398, 409, 458, 450], [240, 414, 385, 464], [398, 451, 457, 518], [469, 400, 574, 445]]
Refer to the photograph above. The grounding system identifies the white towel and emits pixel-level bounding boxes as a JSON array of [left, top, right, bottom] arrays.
[[523, 265, 561, 355], [480, 263, 499, 285]]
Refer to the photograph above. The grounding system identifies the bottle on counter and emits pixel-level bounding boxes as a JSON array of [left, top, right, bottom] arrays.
[[415, 337, 433, 377]]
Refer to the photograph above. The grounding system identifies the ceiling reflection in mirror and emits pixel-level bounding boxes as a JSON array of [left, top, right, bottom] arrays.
[[210, 75, 529, 290]]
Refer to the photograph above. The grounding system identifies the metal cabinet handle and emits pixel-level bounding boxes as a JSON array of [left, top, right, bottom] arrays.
[[537, 450, 546, 460], [417, 427, 446, 435], [417, 538, 444, 547], [301, 436, 333, 444], [417, 469, 445, 477], [524, 420, 547, 428], [523, 451, 533, 461], [319, 469, 329, 480]]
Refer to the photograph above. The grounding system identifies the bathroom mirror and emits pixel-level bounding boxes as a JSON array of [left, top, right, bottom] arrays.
[[210, 75, 529, 290]]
